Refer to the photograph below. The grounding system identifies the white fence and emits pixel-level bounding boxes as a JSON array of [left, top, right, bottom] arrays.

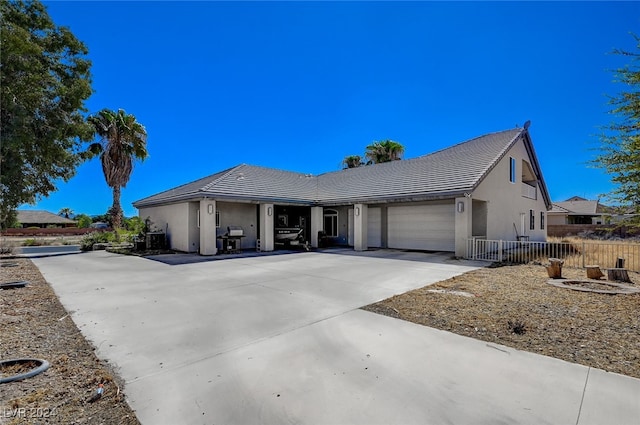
[[466, 238, 640, 272]]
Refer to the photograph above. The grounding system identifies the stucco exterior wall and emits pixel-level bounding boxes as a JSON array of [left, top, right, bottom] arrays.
[[472, 138, 548, 242], [215, 201, 258, 251], [188, 202, 200, 252], [139, 203, 191, 252]]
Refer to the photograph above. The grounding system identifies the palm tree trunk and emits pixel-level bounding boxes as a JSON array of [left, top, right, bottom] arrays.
[[111, 185, 123, 230]]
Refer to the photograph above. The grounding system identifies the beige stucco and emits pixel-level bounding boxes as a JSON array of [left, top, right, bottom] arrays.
[[139, 203, 192, 252], [216, 201, 258, 251]]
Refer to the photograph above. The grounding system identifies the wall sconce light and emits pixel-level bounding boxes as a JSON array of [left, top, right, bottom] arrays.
[[267, 207, 273, 216], [457, 201, 465, 213], [355, 206, 360, 216], [208, 204, 214, 214]]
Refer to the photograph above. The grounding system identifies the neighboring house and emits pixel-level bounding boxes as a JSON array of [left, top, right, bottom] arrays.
[[548, 196, 637, 226], [548, 196, 612, 225], [133, 123, 552, 257], [15, 210, 77, 228]]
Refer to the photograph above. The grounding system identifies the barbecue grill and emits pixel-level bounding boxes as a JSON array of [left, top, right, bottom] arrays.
[[217, 226, 245, 254]]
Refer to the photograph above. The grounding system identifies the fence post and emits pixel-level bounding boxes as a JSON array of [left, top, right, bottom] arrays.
[[582, 242, 585, 269], [498, 240, 503, 262]]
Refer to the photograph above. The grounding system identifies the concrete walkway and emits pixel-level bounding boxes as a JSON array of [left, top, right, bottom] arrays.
[[32, 250, 640, 425]]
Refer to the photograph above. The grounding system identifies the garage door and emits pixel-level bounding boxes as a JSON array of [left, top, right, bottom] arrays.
[[388, 203, 455, 251], [367, 207, 381, 247]]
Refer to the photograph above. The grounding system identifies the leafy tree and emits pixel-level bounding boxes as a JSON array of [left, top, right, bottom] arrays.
[[75, 213, 92, 228], [58, 207, 74, 219], [87, 109, 148, 229], [91, 210, 112, 226], [365, 140, 405, 164], [124, 216, 145, 234], [342, 155, 363, 169], [593, 35, 640, 211], [0, 0, 93, 227]]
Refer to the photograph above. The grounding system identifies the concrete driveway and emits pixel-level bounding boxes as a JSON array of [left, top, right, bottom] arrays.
[[32, 250, 640, 425]]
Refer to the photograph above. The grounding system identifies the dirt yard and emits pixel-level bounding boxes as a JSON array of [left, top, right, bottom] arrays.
[[364, 263, 640, 379], [0, 257, 139, 425]]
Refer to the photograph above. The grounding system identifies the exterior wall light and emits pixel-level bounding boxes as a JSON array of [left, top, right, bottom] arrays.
[[267, 207, 273, 216], [208, 204, 214, 214], [355, 206, 360, 216], [457, 201, 465, 213]]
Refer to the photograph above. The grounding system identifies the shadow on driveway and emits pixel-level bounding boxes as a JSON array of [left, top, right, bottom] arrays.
[[144, 247, 474, 266]]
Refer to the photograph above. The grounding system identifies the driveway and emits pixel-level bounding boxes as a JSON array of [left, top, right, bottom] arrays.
[[32, 250, 640, 425]]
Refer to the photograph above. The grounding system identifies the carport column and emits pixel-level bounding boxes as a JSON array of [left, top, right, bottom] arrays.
[[199, 199, 218, 256], [353, 203, 368, 251], [259, 204, 274, 252], [454, 196, 472, 258], [310, 206, 323, 248]]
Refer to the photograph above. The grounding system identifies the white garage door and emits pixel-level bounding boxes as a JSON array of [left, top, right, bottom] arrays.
[[367, 207, 381, 247], [388, 204, 455, 251]]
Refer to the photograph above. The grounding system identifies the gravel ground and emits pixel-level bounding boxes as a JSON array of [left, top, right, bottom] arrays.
[[0, 257, 139, 425], [363, 263, 640, 379]]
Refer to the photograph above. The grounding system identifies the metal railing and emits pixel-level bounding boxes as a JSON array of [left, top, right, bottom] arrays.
[[466, 238, 640, 272]]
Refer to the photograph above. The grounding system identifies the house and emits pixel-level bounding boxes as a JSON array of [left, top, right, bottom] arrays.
[[547, 197, 605, 225], [133, 122, 552, 257], [15, 210, 77, 228]]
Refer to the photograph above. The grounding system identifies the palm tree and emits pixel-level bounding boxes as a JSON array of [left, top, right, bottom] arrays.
[[58, 207, 74, 219], [342, 155, 363, 169], [365, 140, 404, 164], [87, 109, 148, 230]]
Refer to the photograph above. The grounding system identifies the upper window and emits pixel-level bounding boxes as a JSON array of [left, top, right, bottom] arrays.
[[540, 212, 545, 230], [324, 209, 338, 237], [530, 209, 535, 230], [509, 157, 517, 183]]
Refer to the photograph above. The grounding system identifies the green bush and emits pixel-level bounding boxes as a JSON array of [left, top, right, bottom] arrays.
[[22, 238, 41, 246], [124, 216, 145, 234], [79, 231, 115, 251]]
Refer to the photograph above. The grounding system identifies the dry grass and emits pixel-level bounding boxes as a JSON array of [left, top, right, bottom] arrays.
[[0, 257, 140, 425], [363, 263, 640, 379]]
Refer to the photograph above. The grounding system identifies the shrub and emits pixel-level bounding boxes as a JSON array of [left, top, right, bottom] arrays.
[[79, 231, 115, 251], [22, 238, 41, 246]]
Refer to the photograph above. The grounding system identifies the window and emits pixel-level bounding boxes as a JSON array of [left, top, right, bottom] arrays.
[[215, 210, 220, 228], [509, 157, 516, 183], [324, 209, 338, 237], [530, 209, 535, 230], [540, 212, 545, 230]]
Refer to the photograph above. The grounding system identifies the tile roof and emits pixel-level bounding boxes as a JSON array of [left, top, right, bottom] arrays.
[[316, 128, 523, 204], [17, 210, 77, 225], [552, 200, 600, 215], [133, 165, 319, 206], [134, 127, 549, 208]]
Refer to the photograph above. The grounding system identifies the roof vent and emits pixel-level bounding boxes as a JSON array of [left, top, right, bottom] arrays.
[[236, 173, 245, 181]]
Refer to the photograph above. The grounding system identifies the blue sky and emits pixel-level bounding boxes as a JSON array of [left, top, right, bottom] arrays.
[[22, 1, 639, 217]]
